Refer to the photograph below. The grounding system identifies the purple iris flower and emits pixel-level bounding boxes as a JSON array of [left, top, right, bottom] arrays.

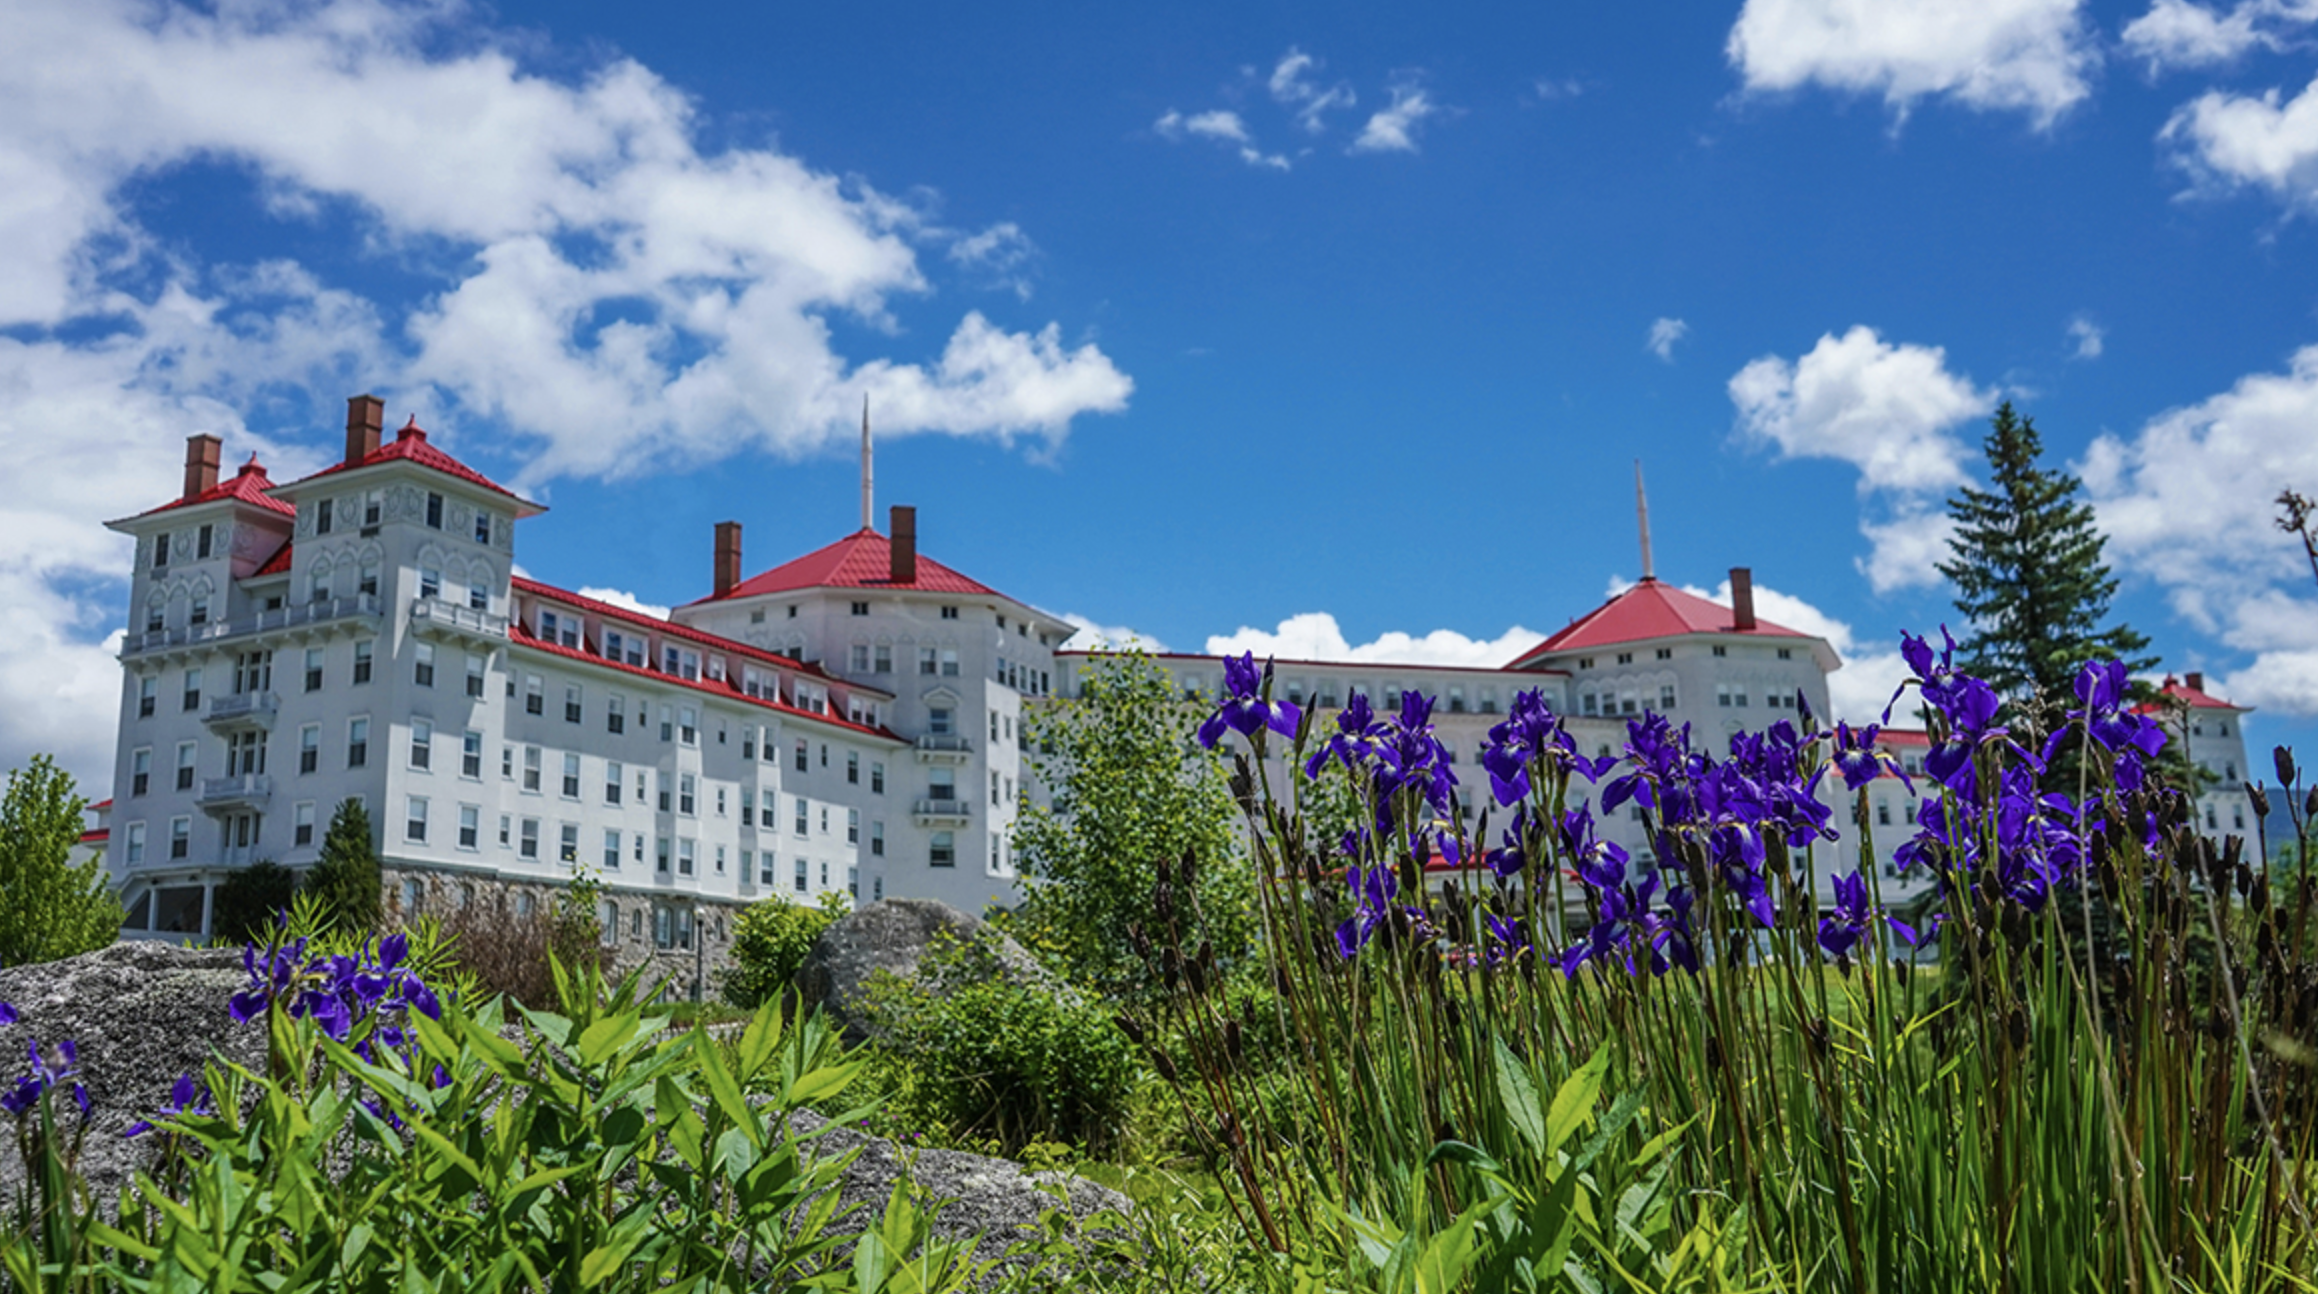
[[1817, 870, 1919, 960], [1334, 863, 1402, 960], [1196, 653, 1302, 749], [3, 1038, 89, 1121], [1484, 913, 1531, 963], [2065, 659, 2167, 791], [1831, 722, 1913, 794], [1485, 804, 1530, 878], [231, 933, 443, 1043], [125, 1072, 212, 1139], [0, 1001, 15, 1026], [1479, 690, 1595, 806]]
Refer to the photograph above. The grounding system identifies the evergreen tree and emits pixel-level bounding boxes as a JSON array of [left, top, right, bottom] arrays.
[[1938, 402, 2155, 702], [305, 798, 382, 935], [211, 860, 299, 946], [0, 754, 121, 965]]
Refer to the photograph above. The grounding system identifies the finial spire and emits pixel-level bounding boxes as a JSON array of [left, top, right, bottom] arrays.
[[1634, 459, 1655, 582], [860, 395, 874, 531]]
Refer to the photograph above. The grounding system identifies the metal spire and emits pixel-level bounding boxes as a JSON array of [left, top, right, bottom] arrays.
[[860, 395, 874, 531], [1635, 459, 1655, 582]]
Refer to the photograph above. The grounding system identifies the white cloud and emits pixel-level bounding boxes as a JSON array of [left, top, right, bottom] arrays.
[[0, 0, 1135, 791], [1532, 77, 1586, 101], [1647, 317, 1690, 361], [574, 586, 673, 620], [1725, 0, 2097, 127], [1351, 83, 1443, 154], [946, 221, 1038, 300], [2122, 0, 2318, 73], [2067, 314, 2105, 359], [2160, 74, 2318, 207], [1154, 108, 1292, 170], [1268, 49, 1357, 133], [1203, 612, 1544, 670], [2080, 343, 2318, 714], [1058, 614, 1169, 655], [1855, 503, 1959, 593]]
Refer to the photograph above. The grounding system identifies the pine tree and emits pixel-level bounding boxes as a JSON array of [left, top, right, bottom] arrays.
[[305, 798, 382, 935], [1938, 402, 2155, 702], [0, 754, 121, 966]]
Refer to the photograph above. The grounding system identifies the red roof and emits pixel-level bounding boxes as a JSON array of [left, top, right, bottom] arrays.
[[1873, 728, 1931, 748], [511, 577, 886, 698], [690, 528, 1003, 604], [285, 419, 530, 507], [136, 456, 296, 520], [1508, 579, 1811, 668], [2144, 675, 2246, 712], [77, 829, 109, 846], [254, 539, 294, 577], [1060, 649, 1566, 678]]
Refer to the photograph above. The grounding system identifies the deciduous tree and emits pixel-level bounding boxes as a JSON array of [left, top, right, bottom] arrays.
[[0, 754, 120, 965]]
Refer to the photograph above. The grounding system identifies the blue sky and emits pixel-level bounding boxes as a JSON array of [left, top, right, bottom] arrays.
[[6, 0, 2318, 795]]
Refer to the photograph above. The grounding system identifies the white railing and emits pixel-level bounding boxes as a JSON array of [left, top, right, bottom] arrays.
[[197, 774, 272, 806], [125, 595, 380, 654], [912, 797, 972, 822], [409, 597, 509, 639], [205, 692, 279, 725]]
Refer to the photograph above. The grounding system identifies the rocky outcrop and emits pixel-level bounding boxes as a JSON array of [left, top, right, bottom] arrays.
[[0, 941, 262, 1203], [794, 899, 1064, 1043]]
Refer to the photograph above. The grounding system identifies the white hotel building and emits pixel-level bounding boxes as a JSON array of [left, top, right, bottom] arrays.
[[96, 396, 2256, 960]]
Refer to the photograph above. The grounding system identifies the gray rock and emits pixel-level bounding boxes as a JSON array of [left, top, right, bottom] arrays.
[[0, 941, 263, 1204], [795, 899, 1064, 1043]]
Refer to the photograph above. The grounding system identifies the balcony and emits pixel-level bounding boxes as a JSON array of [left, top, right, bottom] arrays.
[[408, 596, 508, 648], [123, 595, 381, 658], [197, 774, 272, 814], [912, 797, 973, 826], [203, 691, 279, 732], [915, 734, 973, 764]]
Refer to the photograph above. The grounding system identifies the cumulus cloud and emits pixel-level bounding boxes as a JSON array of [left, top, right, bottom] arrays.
[[1729, 326, 1993, 592], [2080, 344, 2318, 713], [1058, 614, 1169, 655], [2122, 0, 2318, 73], [1268, 49, 1357, 133], [0, 0, 1134, 791], [1203, 612, 1544, 670], [1154, 108, 1292, 170], [1647, 317, 1690, 362], [1726, 0, 2097, 127], [2160, 74, 2318, 208], [946, 222, 1038, 301], [2067, 315, 2105, 359], [1351, 83, 1444, 154], [574, 586, 673, 620]]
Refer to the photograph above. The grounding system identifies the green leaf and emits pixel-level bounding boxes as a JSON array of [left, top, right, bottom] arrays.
[[576, 1013, 641, 1068], [1494, 1036, 1547, 1156], [1545, 1044, 1609, 1155], [692, 1031, 760, 1150]]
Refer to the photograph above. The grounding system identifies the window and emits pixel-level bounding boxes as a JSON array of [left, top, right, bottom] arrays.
[[316, 503, 333, 536], [820, 806, 829, 834], [461, 730, 483, 778], [502, 746, 515, 779], [358, 559, 380, 598], [419, 567, 441, 601], [679, 707, 697, 744], [715, 786, 727, 816], [182, 667, 202, 712], [605, 761, 623, 804], [658, 772, 671, 812], [1876, 801, 1893, 827], [794, 796, 809, 836], [459, 805, 479, 849], [169, 816, 190, 860], [871, 820, 885, 856], [655, 907, 672, 948], [1616, 652, 1633, 665], [603, 630, 646, 668], [520, 817, 540, 858], [523, 745, 541, 792], [188, 595, 209, 627], [474, 511, 492, 545], [363, 490, 382, 527], [679, 839, 696, 875], [760, 789, 776, 825], [874, 644, 892, 673], [138, 676, 156, 718], [291, 803, 315, 849], [1712, 645, 1727, 658], [524, 674, 544, 715], [930, 831, 955, 867], [742, 796, 755, 827], [425, 491, 444, 529], [539, 611, 579, 649], [657, 837, 672, 873], [661, 646, 700, 680], [469, 581, 488, 611], [847, 808, 860, 844], [1655, 648, 1673, 661], [607, 692, 626, 734], [127, 746, 151, 796], [929, 707, 954, 736], [297, 724, 320, 775], [659, 707, 673, 742], [347, 718, 369, 768], [919, 647, 937, 675], [940, 605, 959, 620], [562, 752, 581, 798], [352, 640, 374, 684], [679, 774, 696, 816], [940, 648, 959, 677], [603, 829, 622, 870], [794, 739, 808, 772], [794, 857, 809, 892], [1660, 685, 1677, 711], [499, 814, 512, 847], [992, 770, 1002, 806], [851, 644, 870, 672], [406, 796, 428, 843], [565, 685, 582, 723], [560, 823, 579, 863], [410, 719, 433, 769], [930, 768, 956, 803]]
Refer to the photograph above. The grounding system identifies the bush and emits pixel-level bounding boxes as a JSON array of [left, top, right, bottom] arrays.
[[303, 799, 380, 934], [210, 860, 298, 946], [0, 753, 118, 966], [722, 891, 849, 1009], [867, 932, 1142, 1158], [437, 873, 606, 1010]]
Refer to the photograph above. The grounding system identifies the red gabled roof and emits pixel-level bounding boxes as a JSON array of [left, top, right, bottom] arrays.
[[1057, 648, 1566, 678], [1508, 579, 1810, 669], [135, 456, 296, 520], [1873, 728, 1931, 748], [284, 419, 529, 506], [511, 577, 889, 698], [253, 539, 294, 577], [2143, 675, 2247, 712], [77, 829, 109, 846], [690, 528, 1004, 604]]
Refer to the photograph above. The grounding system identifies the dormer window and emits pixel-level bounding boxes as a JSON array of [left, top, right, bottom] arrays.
[[539, 610, 579, 649], [424, 492, 444, 529], [660, 645, 700, 681]]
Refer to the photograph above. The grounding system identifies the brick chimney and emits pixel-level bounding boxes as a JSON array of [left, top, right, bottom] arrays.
[[889, 505, 917, 584], [2186, 671, 2205, 694], [344, 394, 384, 464], [1729, 566, 1756, 632], [714, 521, 743, 597], [182, 434, 221, 500]]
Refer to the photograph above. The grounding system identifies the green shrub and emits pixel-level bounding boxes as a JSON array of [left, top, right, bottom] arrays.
[[722, 890, 849, 1009], [209, 860, 298, 946], [868, 933, 1141, 1158], [303, 798, 380, 934]]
